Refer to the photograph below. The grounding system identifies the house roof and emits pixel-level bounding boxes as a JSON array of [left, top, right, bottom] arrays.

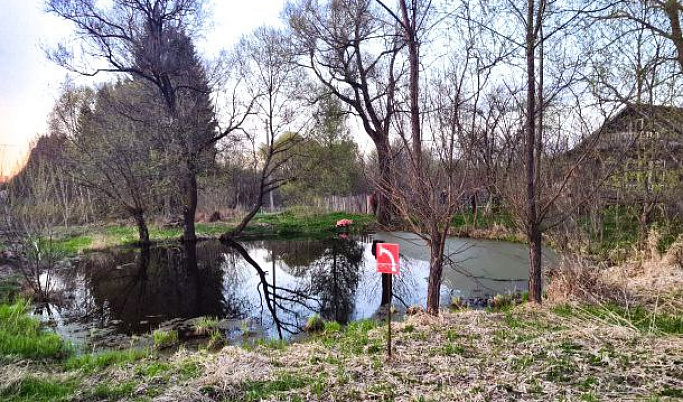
[[567, 103, 683, 158], [600, 103, 683, 134]]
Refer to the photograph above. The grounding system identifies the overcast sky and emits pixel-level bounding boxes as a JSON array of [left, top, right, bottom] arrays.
[[0, 0, 284, 176]]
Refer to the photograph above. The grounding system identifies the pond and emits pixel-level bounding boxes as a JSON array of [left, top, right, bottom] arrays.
[[38, 232, 555, 346]]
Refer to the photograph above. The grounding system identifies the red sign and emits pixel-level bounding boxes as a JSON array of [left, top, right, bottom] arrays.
[[376, 243, 399, 274]]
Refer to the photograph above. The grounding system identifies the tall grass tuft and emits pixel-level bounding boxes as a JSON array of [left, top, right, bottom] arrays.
[[0, 299, 71, 360]]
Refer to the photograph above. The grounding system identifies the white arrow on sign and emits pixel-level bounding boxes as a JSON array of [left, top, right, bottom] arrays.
[[378, 245, 398, 273]]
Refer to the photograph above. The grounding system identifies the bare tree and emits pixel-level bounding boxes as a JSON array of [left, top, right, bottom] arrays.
[[462, 0, 614, 303], [2, 143, 68, 301], [286, 0, 403, 225], [225, 27, 312, 236]]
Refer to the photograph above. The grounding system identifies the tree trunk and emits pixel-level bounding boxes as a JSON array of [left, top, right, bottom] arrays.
[[132, 210, 150, 245], [426, 230, 446, 316], [375, 137, 393, 226], [182, 163, 198, 243], [525, 0, 542, 304], [528, 225, 543, 303], [399, 0, 421, 170], [471, 193, 478, 228]]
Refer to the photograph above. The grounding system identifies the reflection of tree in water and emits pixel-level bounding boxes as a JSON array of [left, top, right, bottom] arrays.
[[79, 242, 230, 334], [262, 239, 328, 276], [309, 237, 363, 324], [221, 238, 322, 339]]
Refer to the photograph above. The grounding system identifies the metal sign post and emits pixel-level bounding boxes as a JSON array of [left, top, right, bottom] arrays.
[[375, 242, 399, 358]]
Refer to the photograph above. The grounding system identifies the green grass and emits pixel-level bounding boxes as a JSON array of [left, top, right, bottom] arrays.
[[552, 303, 683, 335], [194, 316, 220, 336], [565, 303, 683, 335], [0, 273, 21, 302], [581, 205, 683, 259], [89, 381, 136, 399], [64, 348, 151, 373], [50, 234, 92, 255], [238, 372, 312, 402], [0, 377, 78, 402], [246, 211, 375, 237], [46, 210, 376, 257], [153, 329, 178, 348], [317, 318, 379, 355], [0, 299, 71, 360]]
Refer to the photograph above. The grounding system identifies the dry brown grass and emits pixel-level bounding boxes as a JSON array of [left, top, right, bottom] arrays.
[[545, 258, 631, 307], [166, 309, 683, 401]]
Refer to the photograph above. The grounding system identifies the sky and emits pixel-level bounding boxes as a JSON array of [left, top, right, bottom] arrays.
[[0, 0, 284, 177]]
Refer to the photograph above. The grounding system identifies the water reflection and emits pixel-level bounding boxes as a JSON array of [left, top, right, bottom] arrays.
[[46, 233, 540, 343], [76, 242, 229, 334]]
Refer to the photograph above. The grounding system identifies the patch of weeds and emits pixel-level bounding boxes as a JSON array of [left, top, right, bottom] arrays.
[[510, 355, 533, 372], [504, 311, 565, 336], [104, 225, 140, 244], [413, 396, 438, 402], [402, 324, 415, 333], [207, 329, 224, 350], [367, 382, 395, 400], [256, 338, 287, 350], [135, 362, 170, 378], [336, 365, 350, 386], [194, 316, 220, 336], [0, 299, 71, 360], [51, 234, 92, 255], [551, 304, 574, 318], [0, 274, 21, 302], [659, 386, 683, 398], [0, 377, 77, 402], [365, 342, 382, 354], [487, 293, 523, 312], [238, 372, 311, 402], [411, 330, 429, 341], [90, 381, 136, 399], [440, 342, 466, 356], [371, 356, 382, 370], [558, 340, 583, 354], [579, 376, 598, 391], [337, 319, 378, 355], [178, 360, 203, 380], [152, 329, 178, 349], [581, 303, 683, 335], [528, 379, 543, 394], [580, 391, 600, 402], [310, 374, 326, 397], [445, 329, 461, 341], [65, 348, 150, 373], [305, 314, 324, 332], [323, 320, 342, 334], [544, 357, 575, 383]]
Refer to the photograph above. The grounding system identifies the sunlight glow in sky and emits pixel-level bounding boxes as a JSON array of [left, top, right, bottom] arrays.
[[0, 0, 284, 177]]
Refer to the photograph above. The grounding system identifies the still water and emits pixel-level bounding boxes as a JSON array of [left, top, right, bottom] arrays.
[[40, 233, 554, 343]]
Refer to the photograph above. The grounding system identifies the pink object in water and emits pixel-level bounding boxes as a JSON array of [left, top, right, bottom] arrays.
[[336, 218, 353, 227]]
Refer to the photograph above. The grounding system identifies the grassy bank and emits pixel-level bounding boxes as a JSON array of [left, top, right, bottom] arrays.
[[2, 256, 682, 402], [41, 211, 376, 256], [1, 297, 680, 401]]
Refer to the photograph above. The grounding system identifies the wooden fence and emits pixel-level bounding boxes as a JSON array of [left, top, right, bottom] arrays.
[[313, 194, 370, 214]]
